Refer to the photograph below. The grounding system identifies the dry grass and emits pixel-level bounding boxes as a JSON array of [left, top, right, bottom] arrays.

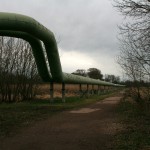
[[114, 96, 150, 150], [36, 83, 106, 99]]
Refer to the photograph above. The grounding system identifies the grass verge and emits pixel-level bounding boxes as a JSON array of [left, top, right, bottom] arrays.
[[0, 91, 118, 138], [114, 99, 150, 150]]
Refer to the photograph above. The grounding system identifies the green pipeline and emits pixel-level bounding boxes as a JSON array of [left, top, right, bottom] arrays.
[[0, 12, 123, 87]]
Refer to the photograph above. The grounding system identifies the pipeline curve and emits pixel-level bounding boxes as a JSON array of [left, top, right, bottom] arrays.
[[0, 12, 123, 86]]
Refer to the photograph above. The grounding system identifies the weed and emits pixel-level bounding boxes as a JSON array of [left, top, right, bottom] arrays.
[[114, 100, 150, 150]]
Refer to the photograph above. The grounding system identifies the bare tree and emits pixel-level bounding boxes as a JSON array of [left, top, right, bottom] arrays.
[[105, 74, 120, 84], [114, 0, 150, 102], [0, 37, 40, 102]]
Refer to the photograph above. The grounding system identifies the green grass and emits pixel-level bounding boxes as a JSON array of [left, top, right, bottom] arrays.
[[0, 91, 117, 138], [114, 99, 150, 150]]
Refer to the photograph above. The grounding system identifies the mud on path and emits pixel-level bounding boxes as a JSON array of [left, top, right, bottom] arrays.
[[0, 94, 123, 150]]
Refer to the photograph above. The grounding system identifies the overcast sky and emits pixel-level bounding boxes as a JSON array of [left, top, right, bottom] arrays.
[[0, 0, 123, 76]]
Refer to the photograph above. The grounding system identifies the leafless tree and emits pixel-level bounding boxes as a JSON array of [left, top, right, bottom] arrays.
[[0, 37, 40, 102], [104, 74, 120, 84], [114, 0, 150, 102]]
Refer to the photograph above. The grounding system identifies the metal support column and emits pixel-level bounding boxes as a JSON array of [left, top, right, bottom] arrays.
[[107, 86, 109, 92], [87, 84, 89, 98], [79, 84, 82, 98], [105, 86, 108, 92], [98, 85, 100, 95], [62, 83, 65, 103], [92, 85, 94, 95], [104, 85, 106, 93], [50, 82, 54, 103]]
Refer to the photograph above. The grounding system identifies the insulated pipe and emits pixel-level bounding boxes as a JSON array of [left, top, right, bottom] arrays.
[[0, 12, 62, 82], [0, 12, 124, 87]]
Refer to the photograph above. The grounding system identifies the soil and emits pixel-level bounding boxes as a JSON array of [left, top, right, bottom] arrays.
[[0, 93, 123, 150]]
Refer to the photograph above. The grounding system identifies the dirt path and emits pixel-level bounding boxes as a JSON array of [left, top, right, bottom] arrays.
[[0, 94, 122, 150]]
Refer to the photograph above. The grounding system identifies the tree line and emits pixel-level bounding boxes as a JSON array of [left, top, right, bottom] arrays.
[[72, 68, 120, 84]]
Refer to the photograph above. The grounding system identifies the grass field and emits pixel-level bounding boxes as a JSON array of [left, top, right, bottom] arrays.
[[36, 83, 107, 99], [0, 90, 118, 138], [114, 98, 150, 150]]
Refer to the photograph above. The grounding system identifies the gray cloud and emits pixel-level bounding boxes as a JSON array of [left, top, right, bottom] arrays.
[[0, 0, 123, 75]]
